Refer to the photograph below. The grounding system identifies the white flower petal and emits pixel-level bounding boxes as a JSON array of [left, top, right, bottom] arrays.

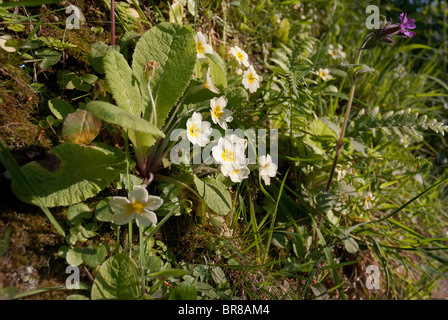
[[109, 196, 130, 211], [113, 210, 134, 225], [129, 187, 149, 204], [261, 174, 271, 185], [258, 155, 267, 167], [145, 195, 164, 211], [136, 210, 158, 227], [266, 163, 277, 177]]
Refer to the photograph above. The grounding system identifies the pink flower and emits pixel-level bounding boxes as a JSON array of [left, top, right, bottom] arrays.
[[399, 13, 416, 38]]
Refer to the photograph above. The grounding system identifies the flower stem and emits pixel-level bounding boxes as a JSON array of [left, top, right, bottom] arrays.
[[111, 0, 116, 46], [325, 48, 363, 193], [139, 225, 145, 297], [128, 221, 133, 257]]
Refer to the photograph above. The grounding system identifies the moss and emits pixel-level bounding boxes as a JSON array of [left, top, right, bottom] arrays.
[[0, 51, 52, 162]]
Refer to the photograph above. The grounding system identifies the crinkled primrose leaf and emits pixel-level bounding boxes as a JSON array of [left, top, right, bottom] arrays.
[[11, 143, 127, 207], [132, 22, 197, 128]]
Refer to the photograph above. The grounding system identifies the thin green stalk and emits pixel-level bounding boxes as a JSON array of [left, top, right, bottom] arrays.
[[262, 169, 289, 264], [325, 48, 363, 192], [128, 221, 133, 257], [123, 130, 133, 257], [139, 225, 145, 296]]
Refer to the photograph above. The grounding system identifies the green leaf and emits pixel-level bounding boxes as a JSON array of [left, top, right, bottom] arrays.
[[35, 48, 60, 69], [333, 181, 357, 197], [145, 255, 162, 273], [224, 86, 248, 108], [66, 248, 84, 266], [0, 0, 61, 8], [310, 283, 329, 300], [343, 236, 359, 254], [82, 244, 107, 268], [147, 269, 191, 278], [103, 49, 142, 117], [48, 99, 75, 120], [88, 41, 109, 74], [169, 282, 197, 300], [66, 294, 89, 300], [132, 22, 196, 128], [193, 176, 232, 215], [206, 52, 227, 91], [67, 203, 92, 226], [11, 143, 127, 207], [275, 18, 290, 44], [85, 101, 164, 137], [91, 254, 140, 300], [62, 109, 102, 145], [94, 198, 115, 222]]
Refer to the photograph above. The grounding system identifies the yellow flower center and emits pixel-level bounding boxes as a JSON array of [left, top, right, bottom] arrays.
[[232, 169, 240, 175], [124, 201, 146, 215], [222, 148, 235, 163], [237, 51, 244, 61], [320, 71, 327, 78], [213, 106, 223, 120], [197, 41, 205, 54], [247, 72, 255, 84], [189, 123, 201, 138]]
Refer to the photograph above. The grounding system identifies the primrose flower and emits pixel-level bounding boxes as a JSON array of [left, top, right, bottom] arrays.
[[399, 12, 416, 38], [186, 112, 213, 147], [204, 68, 220, 94], [337, 44, 346, 59], [399, 136, 409, 148], [221, 165, 250, 183], [230, 46, 250, 68], [210, 96, 233, 130], [363, 191, 376, 210], [195, 32, 213, 59], [327, 44, 337, 59], [212, 134, 247, 171], [328, 44, 346, 60], [317, 68, 333, 81], [258, 154, 277, 185], [242, 65, 260, 93], [109, 187, 163, 227], [336, 166, 347, 181]]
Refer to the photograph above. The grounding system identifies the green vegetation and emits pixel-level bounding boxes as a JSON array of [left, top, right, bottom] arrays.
[[0, 0, 447, 300]]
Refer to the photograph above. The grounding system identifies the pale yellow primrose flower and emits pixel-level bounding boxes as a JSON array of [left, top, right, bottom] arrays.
[[212, 134, 247, 172], [210, 96, 233, 130], [258, 154, 277, 185], [327, 44, 337, 59], [221, 165, 250, 183], [317, 68, 333, 81], [363, 191, 376, 210], [242, 65, 260, 93], [336, 166, 347, 181], [195, 32, 213, 59], [186, 111, 213, 147], [109, 187, 163, 227], [337, 44, 346, 59], [230, 46, 250, 68]]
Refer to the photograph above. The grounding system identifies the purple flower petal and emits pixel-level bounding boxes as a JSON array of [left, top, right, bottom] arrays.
[[399, 12, 416, 38]]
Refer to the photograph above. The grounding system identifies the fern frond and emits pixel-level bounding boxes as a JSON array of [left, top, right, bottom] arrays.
[[376, 151, 433, 168], [347, 107, 448, 140]]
